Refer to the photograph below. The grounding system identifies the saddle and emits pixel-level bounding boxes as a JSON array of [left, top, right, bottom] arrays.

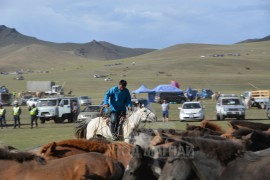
[[105, 115, 126, 126]]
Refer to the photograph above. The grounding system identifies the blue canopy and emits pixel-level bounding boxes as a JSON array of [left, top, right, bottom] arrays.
[[151, 84, 183, 93], [132, 85, 154, 94]]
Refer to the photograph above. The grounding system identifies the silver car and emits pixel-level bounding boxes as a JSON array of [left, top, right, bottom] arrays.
[[77, 96, 92, 106], [77, 105, 102, 122]]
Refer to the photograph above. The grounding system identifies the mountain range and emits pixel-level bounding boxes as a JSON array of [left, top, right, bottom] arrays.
[[0, 25, 155, 61], [0, 25, 269, 72], [236, 35, 270, 44]]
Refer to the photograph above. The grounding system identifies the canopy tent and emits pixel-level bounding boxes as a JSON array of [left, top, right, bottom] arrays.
[[151, 84, 183, 93], [147, 84, 184, 102], [132, 85, 154, 94]]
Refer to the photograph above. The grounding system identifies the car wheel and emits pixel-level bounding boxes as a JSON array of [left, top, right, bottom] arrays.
[[54, 118, 63, 123], [220, 114, 224, 120], [216, 114, 220, 120]]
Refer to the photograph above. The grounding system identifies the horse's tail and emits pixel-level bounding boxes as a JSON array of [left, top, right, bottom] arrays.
[[74, 119, 91, 139]]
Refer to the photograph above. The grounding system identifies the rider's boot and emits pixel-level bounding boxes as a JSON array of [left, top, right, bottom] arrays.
[[110, 123, 118, 141]]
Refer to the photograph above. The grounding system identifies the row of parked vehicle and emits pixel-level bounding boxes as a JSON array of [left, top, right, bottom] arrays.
[[15, 96, 92, 124], [17, 96, 92, 107], [178, 94, 246, 121], [153, 89, 214, 104]]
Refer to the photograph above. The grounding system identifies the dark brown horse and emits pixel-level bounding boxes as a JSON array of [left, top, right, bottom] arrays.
[[37, 138, 133, 168], [0, 147, 124, 180], [229, 120, 270, 131], [186, 124, 223, 136], [160, 137, 270, 180], [123, 145, 164, 180]]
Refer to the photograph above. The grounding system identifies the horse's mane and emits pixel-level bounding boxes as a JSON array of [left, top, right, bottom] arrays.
[[229, 120, 270, 131], [38, 138, 110, 154], [186, 125, 222, 136], [105, 142, 133, 159], [200, 120, 225, 134], [182, 137, 244, 165], [0, 147, 44, 163]]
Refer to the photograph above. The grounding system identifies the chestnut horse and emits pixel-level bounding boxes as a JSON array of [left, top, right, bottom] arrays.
[[37, 138, 133, 168], [0, 147, 123, 180]]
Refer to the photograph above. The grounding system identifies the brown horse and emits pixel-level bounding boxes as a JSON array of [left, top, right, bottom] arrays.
[[200, 120, 225, 134], [37, 138, 133, 168], [0, 147, 124, 180]]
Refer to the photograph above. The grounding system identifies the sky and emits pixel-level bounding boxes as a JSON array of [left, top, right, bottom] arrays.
[[0, 0, 269, 49]]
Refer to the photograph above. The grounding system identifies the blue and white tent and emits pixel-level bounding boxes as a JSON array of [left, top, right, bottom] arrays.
[[132, 85, 154, 94], [151, 84, 183, 93]]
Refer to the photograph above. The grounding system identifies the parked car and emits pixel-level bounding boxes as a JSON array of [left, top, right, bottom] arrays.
[[178, 102, 205, 121], [77, 96, 92, 106], [77, 105, 102, 122], [14, 76, 24, 80], [267, 100, 270, 119], [154, 92, 186, 104], [26, 97, 40, 107], [17, 95, 32, 106], [216, 94, 245, 120]]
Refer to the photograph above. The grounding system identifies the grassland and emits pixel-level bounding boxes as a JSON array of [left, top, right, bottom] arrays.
[[0, 41, 269, 150]]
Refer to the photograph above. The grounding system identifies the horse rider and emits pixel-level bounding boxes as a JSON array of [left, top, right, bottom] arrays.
[[13, 101, 22, 128], [104, 80, 132, 140], [0, 104, 7, 128], [29, 104, 38, 128]]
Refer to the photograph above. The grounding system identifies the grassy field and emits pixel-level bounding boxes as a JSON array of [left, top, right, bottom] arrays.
[[0, 41, 270, 150]]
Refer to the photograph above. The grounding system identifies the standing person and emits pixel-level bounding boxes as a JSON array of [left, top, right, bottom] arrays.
[[29, 104, 38, 128], [13, 102, 22, 128], [104, 80, 132, 140], [161, 100, 170, 122], [0, 104, 7, 128], [72, 101, 78, 122]]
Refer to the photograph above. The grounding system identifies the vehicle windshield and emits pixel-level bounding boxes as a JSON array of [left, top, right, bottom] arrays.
[[82, 106, 101, 112], [80, 96, 89, 99], [38, 100, 58, 107], [183, 103, 201, 109], [222, 99, 241, 105]]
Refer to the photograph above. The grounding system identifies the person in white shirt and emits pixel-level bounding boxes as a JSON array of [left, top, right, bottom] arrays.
[[161, 100, 170, 122]]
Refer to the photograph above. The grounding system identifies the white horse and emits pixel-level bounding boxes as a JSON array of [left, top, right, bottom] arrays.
[[75, 107, 157, 143]]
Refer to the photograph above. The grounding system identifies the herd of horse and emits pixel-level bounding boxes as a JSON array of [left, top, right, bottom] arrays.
[[2, 106, 270, 179]]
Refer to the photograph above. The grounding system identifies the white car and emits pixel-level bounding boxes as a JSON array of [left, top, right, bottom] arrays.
[[26, 98, 40, 107], [178, 102, 205, 121]]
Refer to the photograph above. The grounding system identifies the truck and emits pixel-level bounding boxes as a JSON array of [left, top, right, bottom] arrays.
[[241, 90, 270, 109], [37, 97, 79, 123], [0, 93, 12, 105], [216, 94, 246, 120], [27, 81, 64, 95]]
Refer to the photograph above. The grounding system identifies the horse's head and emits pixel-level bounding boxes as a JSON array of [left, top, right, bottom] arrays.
[[123, 145, 161, 180], [137, 107, 157, 123]]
